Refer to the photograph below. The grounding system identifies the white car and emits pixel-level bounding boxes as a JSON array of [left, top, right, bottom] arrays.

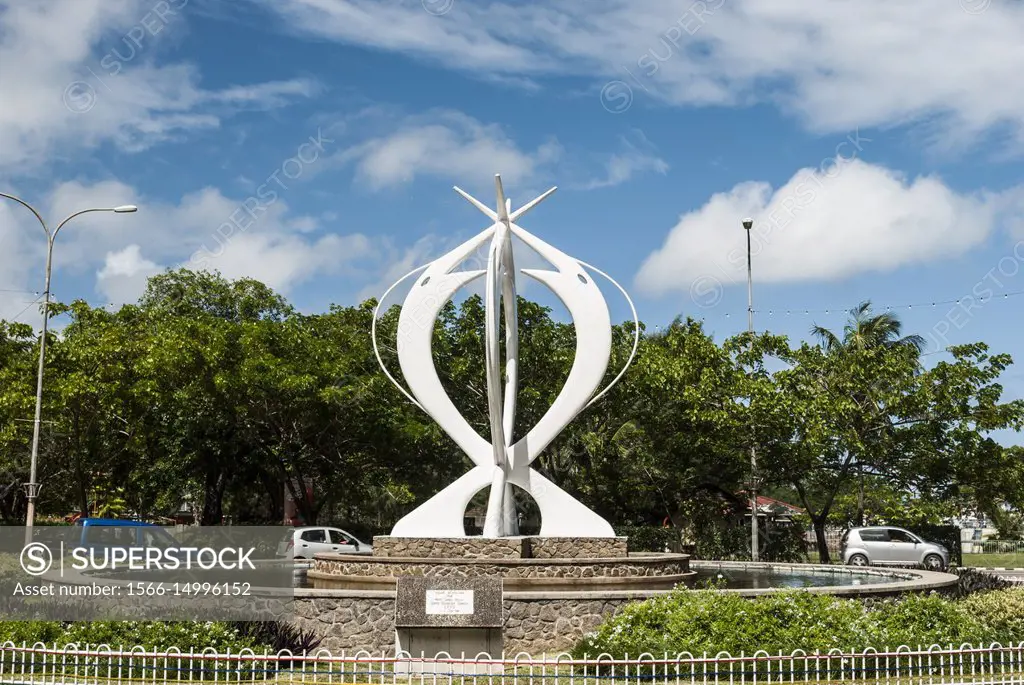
[[277, 526, 372, 559], [840, 526, 949, 571]]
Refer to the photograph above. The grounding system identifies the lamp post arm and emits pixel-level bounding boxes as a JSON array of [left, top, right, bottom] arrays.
[[0, 192, 48, 237], [54, 207, 114, 240]]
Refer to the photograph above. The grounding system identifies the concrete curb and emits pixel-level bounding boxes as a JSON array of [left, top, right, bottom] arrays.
[[690, 561, 958, 597]]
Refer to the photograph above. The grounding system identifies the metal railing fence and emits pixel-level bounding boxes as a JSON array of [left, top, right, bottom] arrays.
[[963, 540, 1024, 557], [4, 641, 1024, 684]]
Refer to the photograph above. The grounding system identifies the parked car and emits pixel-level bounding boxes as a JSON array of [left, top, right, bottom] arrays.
[[73, 517, 178, 550], [840, 526, 949, 571], [276, 527, 372, 559]]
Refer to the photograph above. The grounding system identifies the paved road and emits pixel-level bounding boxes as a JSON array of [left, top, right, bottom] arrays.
[[974, 568, 1024, 583]]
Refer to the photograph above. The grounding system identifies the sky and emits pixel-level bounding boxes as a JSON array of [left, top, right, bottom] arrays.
[[1, 0, 1023, 442]]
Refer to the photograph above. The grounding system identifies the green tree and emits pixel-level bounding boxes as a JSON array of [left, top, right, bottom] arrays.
[[811, 300, 926, 353], [755, 334, 1024, 562], [811, 300, 926, 527], [0, 320, 36, 521]]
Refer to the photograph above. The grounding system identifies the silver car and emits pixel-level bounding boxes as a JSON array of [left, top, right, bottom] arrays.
[[276, 526, 372, 559], [840, 526, 949, 571]]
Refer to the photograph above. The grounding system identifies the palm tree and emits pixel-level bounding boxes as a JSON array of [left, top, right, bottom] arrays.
[[811, 301, 925, 353], [810, 301, 924, 530]]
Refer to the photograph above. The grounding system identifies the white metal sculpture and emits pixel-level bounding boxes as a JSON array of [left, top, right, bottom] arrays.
[[372, 175, 639, 538]]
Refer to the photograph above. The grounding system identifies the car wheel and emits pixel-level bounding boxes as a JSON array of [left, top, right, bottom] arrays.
[[923, 554, 945, 571], [848, 553, 869, 566]]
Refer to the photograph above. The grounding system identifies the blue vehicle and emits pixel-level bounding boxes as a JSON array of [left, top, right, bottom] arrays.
[[73, 518, 178, 550]]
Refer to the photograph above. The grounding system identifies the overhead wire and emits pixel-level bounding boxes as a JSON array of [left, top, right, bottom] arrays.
[[728, 289, 1024, 318]]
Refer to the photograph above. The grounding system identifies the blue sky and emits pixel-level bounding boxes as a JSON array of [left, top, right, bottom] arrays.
[[1, 0, 1023, 441]]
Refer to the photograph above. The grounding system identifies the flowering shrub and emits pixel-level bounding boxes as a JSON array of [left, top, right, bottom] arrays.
[[962, 589, 1024, 638], [0, 621, 260, 652], [573, 588, 1024, 657]]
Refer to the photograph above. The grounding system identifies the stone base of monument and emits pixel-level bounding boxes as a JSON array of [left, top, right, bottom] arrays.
[[302, 535, 694, 655], [372, 536, 629, 559], [393, 576, 504, 675]]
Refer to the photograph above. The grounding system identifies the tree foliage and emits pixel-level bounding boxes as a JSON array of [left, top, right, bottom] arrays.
[[0, 274, 1020, 552]]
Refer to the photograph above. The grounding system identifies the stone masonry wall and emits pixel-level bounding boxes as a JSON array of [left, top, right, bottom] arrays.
[[527, 537, 628, 559], [502, 597, 633, 655], [313, 558, 689, 580], [291, 596, 395, 653], [291, 595, 636, 655], [372, 537, 524, 559], [371, 536, 628, 559]]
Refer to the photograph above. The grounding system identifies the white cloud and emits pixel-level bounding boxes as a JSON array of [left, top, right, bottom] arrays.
[[339, 110, 563, 190], [0, 200, 44, 323], [0, 179, 377, 311], [635, 159, 1019, 295], [0, 0, 314, 171], [189, 231, 374, 294], [97, 245, 162, 305], [574, 131, 668, 190], [259, 0, 1024, 148], [332, 109, 668, 192]]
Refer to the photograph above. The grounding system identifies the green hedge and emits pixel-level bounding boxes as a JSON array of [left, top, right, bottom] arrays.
[[573, 587, 1024, 658]]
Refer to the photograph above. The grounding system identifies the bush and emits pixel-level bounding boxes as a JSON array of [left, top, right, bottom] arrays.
[[0, 620, 322, 654], [962, 589, 1024, 637], [0, 621, 320, 681], [572, 588, 1024, 658], [953, 567, 1011, 597], [230, 621, 323, 655], [0, 621, 261, 652]]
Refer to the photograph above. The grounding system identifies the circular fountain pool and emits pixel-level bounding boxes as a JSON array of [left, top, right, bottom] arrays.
[[687, 560, 955, 595], [296, 559, 954, 595]]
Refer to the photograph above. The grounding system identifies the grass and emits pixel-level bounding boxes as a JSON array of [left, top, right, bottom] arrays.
[[962, 553, 1024, 568]]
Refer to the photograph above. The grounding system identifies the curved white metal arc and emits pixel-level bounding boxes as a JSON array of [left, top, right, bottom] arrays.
[[506, 466, 615, 537], [577, 260, 641, 410], [501, 233, 518, 450], [390, 466, 493, 537], [483, 178, 516, 536], [483, 226, 510, 536], [508, 223, 612, 467], [399, 267, 491, 468], [396, 226, 497, 469], [483, 227, 508, 467], [498, 225, 520, 537], [371, 264, 429, 411]]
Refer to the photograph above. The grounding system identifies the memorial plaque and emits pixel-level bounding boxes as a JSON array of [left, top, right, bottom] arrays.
[[426, 589, 474, 615], [395, 576, 502, 628]]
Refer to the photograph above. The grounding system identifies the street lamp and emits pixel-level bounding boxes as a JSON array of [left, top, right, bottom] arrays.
[[742, 217, 758, 562], [0, 192, 137, 544]]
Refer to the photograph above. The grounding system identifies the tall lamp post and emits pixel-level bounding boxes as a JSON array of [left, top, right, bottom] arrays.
[[742, 217, 758, 562], [0, 192, 137, 544]]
